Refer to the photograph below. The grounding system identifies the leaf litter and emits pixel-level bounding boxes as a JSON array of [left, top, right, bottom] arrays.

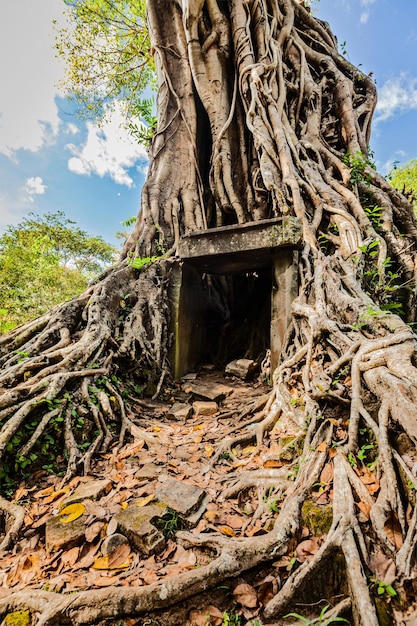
[[0, 368, 400, 622]]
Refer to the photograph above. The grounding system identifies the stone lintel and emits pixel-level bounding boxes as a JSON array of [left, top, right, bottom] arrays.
[[178, 217, 302, 273]]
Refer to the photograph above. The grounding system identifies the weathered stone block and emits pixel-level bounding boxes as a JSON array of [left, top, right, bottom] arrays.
[[225, 359, 258, 380], [192, 401, 218, 416], [183, 381, 233, 402], [178, 217, 302, 270], [166, 402, 192, 420], [155, 477, 205, 517], [61, 479, 112, 508], [45, 514, 87, 552], [115, 503, 168, 555]]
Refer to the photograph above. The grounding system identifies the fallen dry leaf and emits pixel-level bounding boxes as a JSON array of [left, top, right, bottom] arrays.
[[106, 516, 118, 536], [357, 501, 371, 521], [93, 574, 123, 587], [316, 441, 327, 453], [242, 445, 257, 455], [118, 440, 145, 460], [136, 494, 155, 508], [85, 520, 105, 543], [233, 582, 258, 608], [43, 488, 70, 504], [255, 573, 279, 605], [263, 459, 284, 469], [319, 463, 334, 485], [225, 514, 244, 530], [91, 553, 130, 571], [296, 538, 320, 562], [369, 551, 396, 584], [204, 510, 221, 523], [189, 605, 223, 626], [384, 511, 403, 549], [219, 525, 236, 537], [59, 503, 86, 524], [61, 546, 80, 568], [108, 542, 131, 568]]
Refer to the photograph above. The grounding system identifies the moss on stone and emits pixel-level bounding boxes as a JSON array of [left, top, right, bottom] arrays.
[[3, 610, 31, 626], [301, 500, 333, 536]]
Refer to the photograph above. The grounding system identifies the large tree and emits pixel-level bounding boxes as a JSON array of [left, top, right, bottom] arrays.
[[1, 1, 417, 624]]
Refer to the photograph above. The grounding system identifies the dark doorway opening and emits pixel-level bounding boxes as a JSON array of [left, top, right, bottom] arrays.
[[203, 267, 271, 368]]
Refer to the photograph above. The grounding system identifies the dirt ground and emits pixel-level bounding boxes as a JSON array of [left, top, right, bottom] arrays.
[[0, 366, 353, 625]]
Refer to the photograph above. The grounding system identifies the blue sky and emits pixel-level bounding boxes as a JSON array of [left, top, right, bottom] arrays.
[[1, 0, 417, 245]]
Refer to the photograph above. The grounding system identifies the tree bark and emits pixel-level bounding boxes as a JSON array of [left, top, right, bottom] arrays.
[[1, 1, 417, 624]]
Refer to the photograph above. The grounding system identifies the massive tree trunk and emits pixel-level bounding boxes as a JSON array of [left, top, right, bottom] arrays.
[[1, 0, 417, 624]]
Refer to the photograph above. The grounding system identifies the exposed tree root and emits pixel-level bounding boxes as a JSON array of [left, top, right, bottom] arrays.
[[1, 0, 417, 623]]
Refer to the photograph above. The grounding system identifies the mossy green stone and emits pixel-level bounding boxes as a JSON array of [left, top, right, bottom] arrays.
[[301, 500, 333, 536]]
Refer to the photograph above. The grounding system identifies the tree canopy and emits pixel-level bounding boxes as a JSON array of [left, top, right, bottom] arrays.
[[0, 212, 116, 333], [55, 0, 155, 132], [388, 159, 417, 209]]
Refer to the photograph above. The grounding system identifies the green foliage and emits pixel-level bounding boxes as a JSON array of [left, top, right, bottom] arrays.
[[364, 205, 383, 228], [221, 612, 242, 626], [153, 508, 187, 539], [128, 98, 157, 146], [371, 578, 397, 598], [55, 0, 156, 141], [3, 610, 31, 626], [0, 212, 116, 333], [342, 150, 375, 186], [130, 255, 160, 271], [387, 159, 417, 209], [356, 242, 405, 319], [285, 604, 350, 625]]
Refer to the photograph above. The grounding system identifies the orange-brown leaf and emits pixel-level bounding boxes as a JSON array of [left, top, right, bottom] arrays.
[[233, 582, 258, 608], [296, 538, 320, 562], [85, 520, 105, 543], [219, 525, 236, 537], [107, 543, 131, 569], [384, 512, 403, 549], [319, 463, 334, 485], [263, 459, 284, 469], [357, 501, 371, 520], [189, 605, 223, 626]]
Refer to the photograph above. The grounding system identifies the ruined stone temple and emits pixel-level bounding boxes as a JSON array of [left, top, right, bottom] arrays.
[[169, 217, 302, 378]]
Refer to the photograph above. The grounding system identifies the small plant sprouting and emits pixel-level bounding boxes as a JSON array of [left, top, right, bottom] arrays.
[[364, 205, 383, 228], [269, 498, 282, 513], [153, 508, 186, 539], [14, 349, 30, 363], [284, 603, 350, 625], [371, 577, 397, 598], [221, 611, 242, 626]]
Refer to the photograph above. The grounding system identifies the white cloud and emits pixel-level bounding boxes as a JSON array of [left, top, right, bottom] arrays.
[[374, 74, 417, 123], [359, 0, 378, 25], [66, 103, 149, 187], [0, 0, 66, 158], [24, 177, 47, 196], [65, 123, 79, 135], [0, 193, 28, 229]]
